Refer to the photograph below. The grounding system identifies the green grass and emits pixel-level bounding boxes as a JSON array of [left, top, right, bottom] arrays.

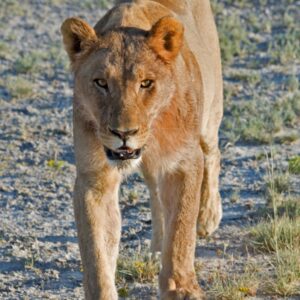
[[14, 51, 45, 74], [47, 159, 65, 170], [0, 41, 11, 59], [222, 92, 300, 144], [49, 44, 68, 70], [263, 153, 300, 218], [269, 27, 300, 64], [82, 0, 111, 9], [229, 71, 261, 87], [286, 74, 299, 92], [289, 156, 300, 174], [223, 99, 280, 144], [6, 77, 35, 99], [265, 171, 290, 199], [0, 1, 26, 18], [47, 0, 112, 7], [212, 0, 300, 146], [128, 190, 138, 205], [215, 13, 248, 65], [230, 189, 240, 204]]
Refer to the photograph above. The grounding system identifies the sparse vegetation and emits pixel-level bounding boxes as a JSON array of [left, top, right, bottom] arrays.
[[1, 0, 299, 298], [215, 12, 248, 64], [263, 249, 300, 297], [248, 154, 300, 297], [128, 190, 138, 204], [250, 215, 300, 253], [230, 71, 261, 87], [230, 189, 240, 204], [207, 263, 259, 299], [265, 170, 290, 204], [14, 51, 45, 74], [206, 153, 300, 299], [47, 159, 65, 170], [222, 92, 300, 144], [116, 252, 159, 284], [82, 0, 111, 9], [269, 28, 300, 64], [286, 74, 299, 92], [0, 41, 11, 59], [289, 156, 300, 174], [6, 77, 35, 99], [212, 0, 300, 147], [49, 44, 68, 70], [0, 1, 27, 18]]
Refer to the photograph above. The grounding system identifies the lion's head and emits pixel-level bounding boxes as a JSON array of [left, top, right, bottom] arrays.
[[61, 15, 183, 168]]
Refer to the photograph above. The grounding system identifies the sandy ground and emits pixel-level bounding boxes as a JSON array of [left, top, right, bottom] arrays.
[[0, 0, 299, 299]]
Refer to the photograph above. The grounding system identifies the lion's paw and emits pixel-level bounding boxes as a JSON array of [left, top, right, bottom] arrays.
[[161, 288, 205, 300], [197, 193, 222, 237], [160, 277, 205, 300]]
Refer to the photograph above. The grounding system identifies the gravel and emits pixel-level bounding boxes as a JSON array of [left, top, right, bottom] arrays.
[[0, 1, 299, 299]]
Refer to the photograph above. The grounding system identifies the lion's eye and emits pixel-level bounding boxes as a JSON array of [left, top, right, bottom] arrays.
[[94, 79, 108, 89], [140, 79, 153, 89]]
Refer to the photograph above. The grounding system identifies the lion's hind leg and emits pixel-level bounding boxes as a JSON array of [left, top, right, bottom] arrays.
[[142, 166, 164, 254], [197, 142, 222, 237]]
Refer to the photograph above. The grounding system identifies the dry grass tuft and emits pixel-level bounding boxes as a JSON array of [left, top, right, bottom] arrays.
[[263, 249, 300, 297], [116, 252, 159, 284], [207, 264, 259, 300], [250, 215, 300, 253], [248, 152, 300, 296], [6, 77, 35, 100], [208, 151, 300, 298]]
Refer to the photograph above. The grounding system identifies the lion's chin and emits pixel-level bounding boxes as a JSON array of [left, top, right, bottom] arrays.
[[107, 156, 142, 173]]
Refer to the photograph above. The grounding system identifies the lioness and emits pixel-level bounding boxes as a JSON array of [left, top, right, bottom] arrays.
[[61, 0, 222, 299]]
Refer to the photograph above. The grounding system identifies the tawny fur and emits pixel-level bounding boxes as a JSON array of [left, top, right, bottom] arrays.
[[61, 0, 223, 299]]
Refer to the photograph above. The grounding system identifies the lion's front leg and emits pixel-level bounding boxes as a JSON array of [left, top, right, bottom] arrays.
[[74, 170, 121, 300], [159, 153, 205, 300]]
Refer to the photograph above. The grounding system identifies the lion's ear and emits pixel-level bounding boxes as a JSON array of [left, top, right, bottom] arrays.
[[148, 16, 184, 62], [61, 17, 97, 62]]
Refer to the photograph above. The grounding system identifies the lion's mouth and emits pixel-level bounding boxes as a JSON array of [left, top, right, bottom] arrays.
[[104, 146, 142, 160]]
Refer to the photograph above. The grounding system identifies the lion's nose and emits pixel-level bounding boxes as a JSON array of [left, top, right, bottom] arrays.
[[108, 127, 139, 140]]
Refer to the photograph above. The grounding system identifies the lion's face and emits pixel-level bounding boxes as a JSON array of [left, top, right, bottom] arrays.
[[61, 17, 183, 167], [75, 30, 176, 164]]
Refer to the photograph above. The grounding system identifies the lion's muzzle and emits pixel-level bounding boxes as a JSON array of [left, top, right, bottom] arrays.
[[108, 127, 139, 140], [105, 127, 143, 161]]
